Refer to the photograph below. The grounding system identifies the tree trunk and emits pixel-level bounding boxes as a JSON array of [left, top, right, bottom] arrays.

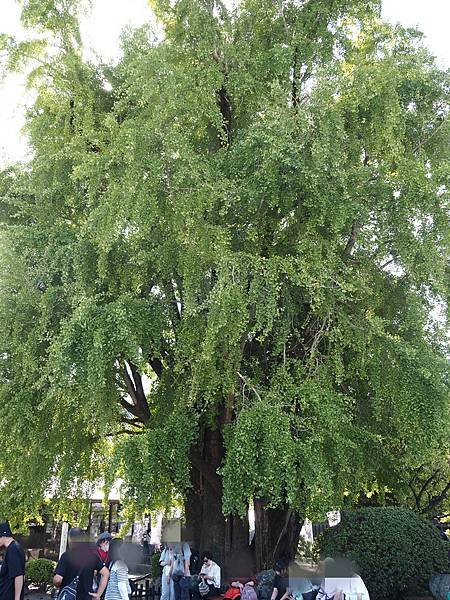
[[254, 499, 302, 571], [185, 427, 251, 577], [186, 428, 301, 575], [184, 462, 226, 563]]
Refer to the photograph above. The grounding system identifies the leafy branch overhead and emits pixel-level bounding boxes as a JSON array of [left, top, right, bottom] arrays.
[[0, 0, 449, 530]]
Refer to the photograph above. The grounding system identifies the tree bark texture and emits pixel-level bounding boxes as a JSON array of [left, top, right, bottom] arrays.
[[184, 427, 251, 577], [253, 499, 302, 571]]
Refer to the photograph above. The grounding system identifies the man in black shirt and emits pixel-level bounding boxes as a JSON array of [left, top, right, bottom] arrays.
[[0, 521, 26, 600], [54, 528, 109, 600], [271, 561, 288, 600]]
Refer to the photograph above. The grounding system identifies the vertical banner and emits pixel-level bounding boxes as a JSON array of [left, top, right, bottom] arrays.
[[59, 521, 69, 558]]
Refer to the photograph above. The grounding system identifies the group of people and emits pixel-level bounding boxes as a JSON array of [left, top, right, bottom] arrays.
[[159, 543, 222, 600], [268, 559, 369, 600], [0, 523, 134, 600], [0, 520, 369, 600], [0, 520, 224, 600], [53, 527, 130, 600]]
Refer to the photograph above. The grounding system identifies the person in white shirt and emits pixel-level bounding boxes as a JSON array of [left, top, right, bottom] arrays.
[[198, 552, 221, 597], [160, 544, 175, 600], [315, 558, 369, 600]]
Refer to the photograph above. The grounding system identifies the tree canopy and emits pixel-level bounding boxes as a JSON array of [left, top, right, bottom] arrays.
[[0, 0, 449, 562]]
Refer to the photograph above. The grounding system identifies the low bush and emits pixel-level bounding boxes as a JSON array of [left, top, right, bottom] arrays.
[[26, 558, 56, 589], [318, 507, 449, 600], [151, 551, 162, 579]]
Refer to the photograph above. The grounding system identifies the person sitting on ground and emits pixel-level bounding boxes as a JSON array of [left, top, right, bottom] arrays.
[[53, 527, 109, 600], [105, 539, 130, 600], [280, 578, 316, 600], [224, 581, 243, 600], [270, 561, 288, 600], [224, 575, 257, 600], [198, 552, 221, 597], [241, 579, 258, 600]]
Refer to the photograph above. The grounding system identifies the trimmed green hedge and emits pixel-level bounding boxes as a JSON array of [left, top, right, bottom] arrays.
[[318, 507, 449, 599], [26, 558, 56, 587]]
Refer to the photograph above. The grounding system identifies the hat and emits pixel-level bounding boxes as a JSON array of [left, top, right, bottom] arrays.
[[68, 527, 85, 540], [0, 522, 13, 537], [97, 532, 112, 546]]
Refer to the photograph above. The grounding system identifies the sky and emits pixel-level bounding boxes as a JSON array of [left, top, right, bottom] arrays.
[[0, 0, 449, 165]]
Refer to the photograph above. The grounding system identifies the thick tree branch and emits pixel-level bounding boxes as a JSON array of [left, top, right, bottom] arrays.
[[121, 417, 144, 429], [129, 362, 145, 401], [149, 356, 164, 378], [342, 151, 368, 260], [163, 281, 182, 324], [129, 362, 151, 423], [415, 467, 441, 510], [291, 47, 299, 108], [422, 479, 450, 515], [105, 429, 143, 438], [413, 115, 448, 154], [119, 397, 143, 420], [343, 221, 361, 258], [120, 361, 150, 424], [122, 365, 139, 406], [190, 447, 223, 496], [218, 84, 232, 147]]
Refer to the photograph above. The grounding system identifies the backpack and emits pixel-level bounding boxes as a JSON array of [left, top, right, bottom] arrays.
[[256, 570, 276, 600], [190, 549, 200, 575], [242, 585, 258, 600], [172, 550, 185, 578], [58, 576, 79, 600]]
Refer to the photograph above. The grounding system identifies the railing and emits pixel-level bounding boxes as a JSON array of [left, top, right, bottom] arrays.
[[130, 575, 161, 599]]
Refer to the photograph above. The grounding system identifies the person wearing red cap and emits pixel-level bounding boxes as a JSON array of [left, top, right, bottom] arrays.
[[0, 521, 26, 600]]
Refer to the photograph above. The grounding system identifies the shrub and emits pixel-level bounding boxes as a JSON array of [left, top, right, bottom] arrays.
[[318, 507, 449, 600], [26, 558, 56, 589], [297, 537, 319, 565], [151, 551, 162, 579]]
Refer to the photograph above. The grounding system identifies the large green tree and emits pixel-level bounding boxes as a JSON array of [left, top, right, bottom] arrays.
[[0, 0, 449, 569]]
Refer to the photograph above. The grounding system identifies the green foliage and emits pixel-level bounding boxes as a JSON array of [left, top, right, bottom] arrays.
[[26, 558, 56, 586], [401, 450, 450, 520], [318, 508, 449, 599], [296, 538, 319, 566], [151, 551, 163, 579], [0, 0, 449, 529]]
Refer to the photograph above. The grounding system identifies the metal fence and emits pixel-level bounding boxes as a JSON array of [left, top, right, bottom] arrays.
[[131, 578, 161, 599]]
